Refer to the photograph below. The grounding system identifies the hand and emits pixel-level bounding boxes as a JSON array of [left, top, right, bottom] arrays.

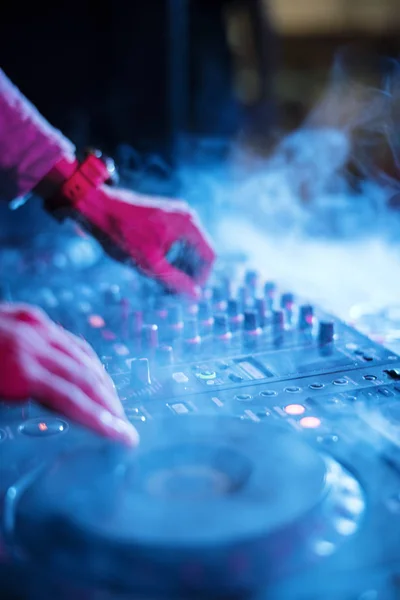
[[0, 304, 138, 446], [73, 187, 216, 298]]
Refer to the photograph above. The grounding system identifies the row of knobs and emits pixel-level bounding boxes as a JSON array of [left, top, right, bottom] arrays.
[[102, 276, 335, 349], [121, 271, 335, 387]]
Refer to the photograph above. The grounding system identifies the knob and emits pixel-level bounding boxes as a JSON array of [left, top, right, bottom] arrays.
[[155, 345, 174, 366], [168, 305, 183, 325], [227, 299, 243, 332], [184, 319, 201, 349], [281, 293, 295, 310], [272, 310, 285, 345], [243, 310, 259, 331], [254, 298, 268, 328], [130, 358, 152, 387], [104, 285, 121, 305], [219, 275, 233, 298], [141, 324, 159, 351], [212, 286, 226, 310], [299, 305, 314, 330], [281, 292, 295, 325], [244, 269, 259, 291], [198, 300, 212, 321], [167, 305, 184, 340], [238, 286, 251, 310], [243, 310, 262, 349], [264, 281, 277, 309], [213, 314, 232, 341], [318, 321, 335, 345], [153, 297, 168, 319]]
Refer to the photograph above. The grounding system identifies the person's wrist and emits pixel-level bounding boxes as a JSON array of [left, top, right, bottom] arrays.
[[34, 156, 79, 202]]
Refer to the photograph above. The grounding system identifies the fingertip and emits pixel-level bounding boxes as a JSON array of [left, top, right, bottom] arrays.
[[99, 411, 140, 447]]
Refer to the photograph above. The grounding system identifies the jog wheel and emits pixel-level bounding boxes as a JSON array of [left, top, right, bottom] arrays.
[[7, 417, 365, 597]]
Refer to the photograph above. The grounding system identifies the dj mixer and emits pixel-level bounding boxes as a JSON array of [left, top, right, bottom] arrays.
[[0, 235, 400, 600]]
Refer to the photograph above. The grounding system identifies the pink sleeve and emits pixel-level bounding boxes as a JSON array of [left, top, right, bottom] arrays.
[[0, 69, 75, 203]]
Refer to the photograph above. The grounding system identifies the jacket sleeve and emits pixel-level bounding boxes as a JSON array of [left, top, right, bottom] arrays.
[[0, 69, 75, 203]]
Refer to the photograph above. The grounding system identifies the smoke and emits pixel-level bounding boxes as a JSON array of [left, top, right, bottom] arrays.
[[203, 49, 400, 349]]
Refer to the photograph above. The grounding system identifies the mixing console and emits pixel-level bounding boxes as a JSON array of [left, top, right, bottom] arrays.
[[0, 235, 400, 600]]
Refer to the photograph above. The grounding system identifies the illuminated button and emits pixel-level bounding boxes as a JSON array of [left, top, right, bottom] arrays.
[[260, 390, 277, 397], [377, 387, 394, 398], [299, 416, 321, 429], [0, 429, 6, 443], [88, 314, 105, 328], [196, 370, 216, 380], [235, 394, 252, 402], [309, 383, 324, 390], [363, 375, 377, 381], [284, 404, 306, 416], [333, 378, 348, 386], [285, 386, 302, 394], [20, 418, 68, 437], [167, 402, 192, 415]]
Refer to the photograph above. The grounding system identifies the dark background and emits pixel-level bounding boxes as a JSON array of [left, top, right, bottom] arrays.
[[0, 1, 275, 162]]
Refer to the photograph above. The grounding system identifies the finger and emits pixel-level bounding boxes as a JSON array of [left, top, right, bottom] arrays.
[[176, 215, 216, 283], [0, 303, 50, 325], [48, 327, 116, 395], [31, 367, 139, 447], [36, 348, 125, 420], [143, 254, 201, 298]]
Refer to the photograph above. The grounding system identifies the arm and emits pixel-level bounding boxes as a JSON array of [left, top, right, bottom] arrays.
[[0, 69, 215, 296], [0, 68, 76, 203]]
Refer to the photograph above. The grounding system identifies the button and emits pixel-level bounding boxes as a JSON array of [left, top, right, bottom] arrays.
[[0, 429, 6, 443], [385, 369, 400, 380], [309, 383, 324, 390], [343, 394, 357, 402], [130, 358, 152, 386], [229, 374, 244, 383], [284, 404, 305, 415], [172, 372, 189, 384], [167, 402, 192, 415], [363, 375, 377, 381], [260, 390, 277, 397], [196, 370, 216, 380], [125, 407, 146, 422], [256, 410, 272, 419], [299, 416, 321, 429], [235, 394, 252, 402], [377, 387, 394, 398], [317, 434, 339, 444], [20, 418, 68, 437], [285, 386, 302, 393], [217, 362, 229, 370], [333, 378, 348, 386]]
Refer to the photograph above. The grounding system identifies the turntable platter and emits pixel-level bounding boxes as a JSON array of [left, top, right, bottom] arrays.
[[12, 417, 364, 595]]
